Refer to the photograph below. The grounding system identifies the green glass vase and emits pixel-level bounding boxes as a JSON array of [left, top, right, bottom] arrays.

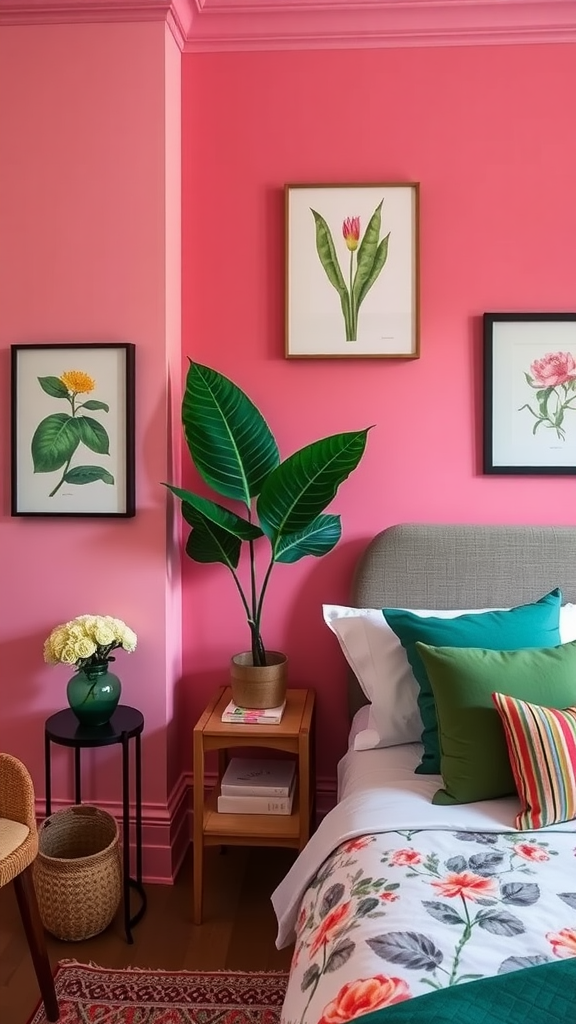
[[66, 663, 121, 726]]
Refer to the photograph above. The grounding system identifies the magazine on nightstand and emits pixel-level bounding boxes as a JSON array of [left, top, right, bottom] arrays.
[[220, 699, 286, 725]]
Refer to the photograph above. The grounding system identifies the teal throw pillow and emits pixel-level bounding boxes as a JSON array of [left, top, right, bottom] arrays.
[[416, 638, 576, 804], [383, 589, 562, 774]]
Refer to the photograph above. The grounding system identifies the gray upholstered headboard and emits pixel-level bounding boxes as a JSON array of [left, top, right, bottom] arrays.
[[349, 522, 576, 718]]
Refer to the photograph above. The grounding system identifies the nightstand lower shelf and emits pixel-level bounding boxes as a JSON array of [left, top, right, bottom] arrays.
[[203, 787, 301, 846]]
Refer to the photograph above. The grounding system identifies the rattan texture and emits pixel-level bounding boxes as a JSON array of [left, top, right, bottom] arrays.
[[34, 804, 122, 941], [0, 753, 39, 887]]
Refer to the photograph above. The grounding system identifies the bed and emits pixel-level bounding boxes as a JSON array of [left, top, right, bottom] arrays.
[[272, 523, 576, 1024]]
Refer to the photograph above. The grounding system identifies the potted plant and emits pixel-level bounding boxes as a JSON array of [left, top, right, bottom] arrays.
[[165, 361, 371, 708]]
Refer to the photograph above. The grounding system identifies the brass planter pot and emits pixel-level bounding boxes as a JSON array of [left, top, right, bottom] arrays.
[[230, 651, 288, 709]]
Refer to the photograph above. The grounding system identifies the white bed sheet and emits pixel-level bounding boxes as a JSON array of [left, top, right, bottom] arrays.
[[273, 738, 576, 1024], [273, 741, 575, 948]]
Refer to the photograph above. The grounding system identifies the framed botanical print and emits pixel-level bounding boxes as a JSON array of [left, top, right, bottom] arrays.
[[285, 183, 419, 359], [11, 342, 136, 515], [483, 313, 576, 475]]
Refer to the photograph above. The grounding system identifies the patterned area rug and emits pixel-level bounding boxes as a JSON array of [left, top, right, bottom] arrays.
[[28, 962, 289, 1024]]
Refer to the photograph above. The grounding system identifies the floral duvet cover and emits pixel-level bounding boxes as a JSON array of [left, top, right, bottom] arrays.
[[278, 827, 576, 1024]]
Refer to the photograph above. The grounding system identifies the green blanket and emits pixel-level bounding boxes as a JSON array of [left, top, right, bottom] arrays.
[[357, 959, 576, 1024]]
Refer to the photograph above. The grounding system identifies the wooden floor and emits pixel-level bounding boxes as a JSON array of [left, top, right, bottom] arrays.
[[0, 846, 297, 1024]]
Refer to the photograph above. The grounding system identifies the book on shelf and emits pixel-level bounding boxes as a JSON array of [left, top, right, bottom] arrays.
[[217, 776, 296, 815], [220, 756, 296, 797], [221, 699, 286, 725]]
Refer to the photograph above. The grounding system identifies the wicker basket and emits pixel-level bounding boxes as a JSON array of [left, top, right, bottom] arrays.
[[34, 804, 122, 941]]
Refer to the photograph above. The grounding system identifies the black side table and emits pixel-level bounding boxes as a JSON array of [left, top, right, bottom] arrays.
[[44, 704, 147, 944]]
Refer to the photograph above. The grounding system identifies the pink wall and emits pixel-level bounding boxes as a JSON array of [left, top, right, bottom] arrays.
[[1, 18, 575, 879], [0, 21, 183, 877], [181, 44, 576, 784]]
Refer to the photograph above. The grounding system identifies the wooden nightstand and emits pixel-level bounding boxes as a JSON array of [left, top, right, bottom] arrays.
[[192, 686, 316, 924]]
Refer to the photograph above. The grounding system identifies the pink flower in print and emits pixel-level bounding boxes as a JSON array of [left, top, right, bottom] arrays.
[[514, 842, 550, 863], [530, 352, 576, 388], [341, 835, 374, 854], [520, 350, 576, 441], [296, 905, 307, 935], [431, 872, 497, 901], [309, 901, 353, 957], [319, 975, 411, 1024], [547, 928, 576, 958], [390, 849, 422, 867], [379, 892, 399, 903], [291, 941, 302, 971], [342, 216, 360, 252]]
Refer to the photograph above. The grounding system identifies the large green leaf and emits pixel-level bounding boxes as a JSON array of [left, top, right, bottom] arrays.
[[64, 465, 114, 486], [181, 362, 279, 506], [352, 200, 383, 306], [274, 514, 342, 563], [80, 400, 110, 412], [311, 209, 347, 295], [182, 503, 242, 568], [311, 209, 353, 340], [77, 415, 110, 455], [38, 376, 70, 399], [257, 429, 371, 543], [166, 484, 263, 541], [356, 234, 390, 308], [31, 414, 81, 473]]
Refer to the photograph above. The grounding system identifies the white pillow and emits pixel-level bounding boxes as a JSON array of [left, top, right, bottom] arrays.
[[323, 603, 576, 752]]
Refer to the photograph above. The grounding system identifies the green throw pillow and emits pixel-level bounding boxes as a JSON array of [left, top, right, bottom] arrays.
[[383, 589, 562, 775], [416, 639, 576, 804]]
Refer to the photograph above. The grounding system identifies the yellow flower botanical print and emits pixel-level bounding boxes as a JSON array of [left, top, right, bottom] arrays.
[[59, 370, 96, 394], [33, 366, 114, 498]]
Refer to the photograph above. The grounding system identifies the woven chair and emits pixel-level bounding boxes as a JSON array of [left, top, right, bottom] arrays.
[[0, 753, 59, 1022]]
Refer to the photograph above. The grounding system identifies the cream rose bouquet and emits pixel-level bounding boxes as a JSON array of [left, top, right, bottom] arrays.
[[44, 615, 137, 674]]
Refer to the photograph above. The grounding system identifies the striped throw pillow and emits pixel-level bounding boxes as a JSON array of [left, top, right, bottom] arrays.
[[492, 691, 576, 830]]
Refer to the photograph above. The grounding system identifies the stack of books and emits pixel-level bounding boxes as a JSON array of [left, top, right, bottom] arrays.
[[221, 699, 286, 725], [217, 757, 296, 814]]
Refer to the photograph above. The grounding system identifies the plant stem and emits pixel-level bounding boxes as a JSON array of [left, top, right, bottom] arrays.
[[49, 454, 73, 498], [349, 251, 356, 340], [449, 898, 472, 985], [229, 568, 253, 624], [49, 393, 77, 498]]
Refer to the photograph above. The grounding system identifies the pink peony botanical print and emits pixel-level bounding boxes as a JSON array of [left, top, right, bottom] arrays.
[[308, 902, 354, 958], [547, 928, 576, 958], [319, 975, 411, 1024], [431, 872, 497, 901], [513, 842, 550, 863], [519, 350, 576, 440], [341, 836, 375, 854], [390, 849, 422, 867]]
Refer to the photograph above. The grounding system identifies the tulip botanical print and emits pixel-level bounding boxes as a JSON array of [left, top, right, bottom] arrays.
[[280, 829, 576, 1024], [285, 184, 419, 358], [32, 369, 114, 497], [311, 202, 390, 342], [518, 351, 576, 441], [11, 343, 135, 516]]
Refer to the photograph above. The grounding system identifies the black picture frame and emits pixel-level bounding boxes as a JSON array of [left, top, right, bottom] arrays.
[[483, 312, 576, 476], [11, 342, 136, 516]]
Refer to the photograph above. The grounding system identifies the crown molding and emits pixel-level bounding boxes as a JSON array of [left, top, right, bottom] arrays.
[[0, 1, 196, 49], [2, 1, 576, 52], [186, 0, 576, 52]]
